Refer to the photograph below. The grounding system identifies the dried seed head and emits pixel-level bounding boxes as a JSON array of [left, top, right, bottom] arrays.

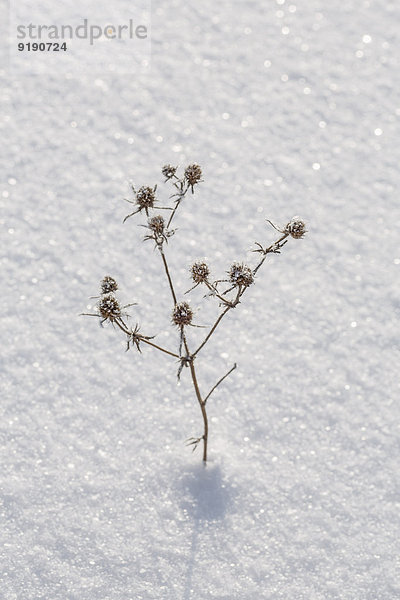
[[162, 164, 177, 180], [136, 186, 156, 211], [191, 261, 210, 284], [229, 263, 254, 288], [285, 216, 307, 239], [172, 301, 193, 327], [184, 164, 202, 188], [98, 294, 121, 321], [148, 215, 165, 235], [100, 276, 118, 295]]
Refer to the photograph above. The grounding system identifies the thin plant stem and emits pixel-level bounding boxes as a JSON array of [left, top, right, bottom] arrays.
[[159, 247, 177, 304], [166, 181, 189, 228], [253, 233, 288, 274], [204, 363, 237, 404], [181, 330, 208, 461], [166, 201, 181, 229], [188, 356, 208, 462], [158, 247, 209, 463], [140, 338, 180, 359], [114, 318, 180, 359], [204, 281, 234, 306], [193, 305, 231, 358], [193, 287, 242, 358]]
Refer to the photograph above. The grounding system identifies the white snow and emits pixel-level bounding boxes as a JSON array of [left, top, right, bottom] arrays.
[[1, 0, 400, 598]]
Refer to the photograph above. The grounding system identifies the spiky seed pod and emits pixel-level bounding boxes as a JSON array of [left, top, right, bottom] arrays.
[[229, 263, 254, 288], [172, 302, 193, 327], [285, 216, 307, 239], [162, 164, 177, 180], [98, 294, 121, 322], [191, 261, 210, 284], [136, 186, 156, 212], [148, 215, 165, 236], [184, 164, 202, 188], [100, 276, 118, 295]]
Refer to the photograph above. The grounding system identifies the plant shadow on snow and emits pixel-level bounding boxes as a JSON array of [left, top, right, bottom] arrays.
[[177, 462, 235, 522], [177, 462, 237, 600]]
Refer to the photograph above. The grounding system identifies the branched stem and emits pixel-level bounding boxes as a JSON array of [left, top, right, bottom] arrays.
[[253, 233, 289, 274], [159, 246, 209, 463], [193, 232, 289, 360], [85, 167, 306, 465], [166, 181, 189, 228], [204, 280, 235, 306]]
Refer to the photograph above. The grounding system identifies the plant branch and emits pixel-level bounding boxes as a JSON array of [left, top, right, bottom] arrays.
[[159, 246, 177, 304], [204, 363, 237, 404], [114, 318, 180, 359], [192, 305, 231, 358], [140, 338, 180, 359], [253, 233, 289, 274], [166, 181, 189, 228], [193, 232, 290, 358], [204, 281, 235, 306], [193, 287, 242, 358], [166, 199, 182, 229]]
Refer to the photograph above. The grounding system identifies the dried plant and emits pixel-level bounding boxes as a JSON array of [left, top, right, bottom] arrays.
[[83, 164, 307, 462]]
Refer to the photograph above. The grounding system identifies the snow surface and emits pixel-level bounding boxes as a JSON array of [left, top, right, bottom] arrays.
[[1, 0, 400, 598]]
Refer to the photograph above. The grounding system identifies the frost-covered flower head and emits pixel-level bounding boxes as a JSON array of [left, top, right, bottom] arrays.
[[162, 164, 177, 181], [136, 186, 157, 214], [123, 184, 158, 223], [284, 217, 307, 239], [172, 302, 193, 327], [191, 261, 210, 284], [184, 164, 202, 191], [143, 214, 175, 246], [148, 215, 165, 236], [100, 276, 118, 295], [98, 294, 122, 322], [228, 263, 254, 288]]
